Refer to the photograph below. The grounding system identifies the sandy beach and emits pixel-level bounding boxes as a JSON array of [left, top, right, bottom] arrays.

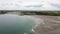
[[32, 15, 60, 34]]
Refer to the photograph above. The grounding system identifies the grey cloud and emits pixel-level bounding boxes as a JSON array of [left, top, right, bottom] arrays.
[[25, 4, 43, 8], [49, 3, 60, 8], [0, 0, 60, 10]]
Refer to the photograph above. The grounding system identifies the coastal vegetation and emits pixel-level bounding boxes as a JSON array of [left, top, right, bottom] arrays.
[[0, 10, 60, 16], [21, 11, 60, 16], [0, 11, 7, 14]]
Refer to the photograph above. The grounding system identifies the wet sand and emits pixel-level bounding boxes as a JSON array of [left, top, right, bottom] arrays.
[[32, 15, 60, 34]]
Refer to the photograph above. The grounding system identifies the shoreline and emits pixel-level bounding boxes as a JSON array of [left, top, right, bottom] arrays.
[[32, 15, 60, 34]]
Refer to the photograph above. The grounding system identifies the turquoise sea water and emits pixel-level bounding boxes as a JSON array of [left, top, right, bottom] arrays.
[[0, 14, 36, 34]]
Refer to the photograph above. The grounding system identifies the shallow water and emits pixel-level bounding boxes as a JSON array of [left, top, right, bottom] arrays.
[[0, 14, 37, 34]]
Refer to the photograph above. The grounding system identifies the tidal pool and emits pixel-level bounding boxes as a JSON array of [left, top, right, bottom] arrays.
[[0, 14, 38, 34]]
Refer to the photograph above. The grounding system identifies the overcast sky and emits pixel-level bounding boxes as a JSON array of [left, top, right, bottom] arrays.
[[0, 0, 60, 10]]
